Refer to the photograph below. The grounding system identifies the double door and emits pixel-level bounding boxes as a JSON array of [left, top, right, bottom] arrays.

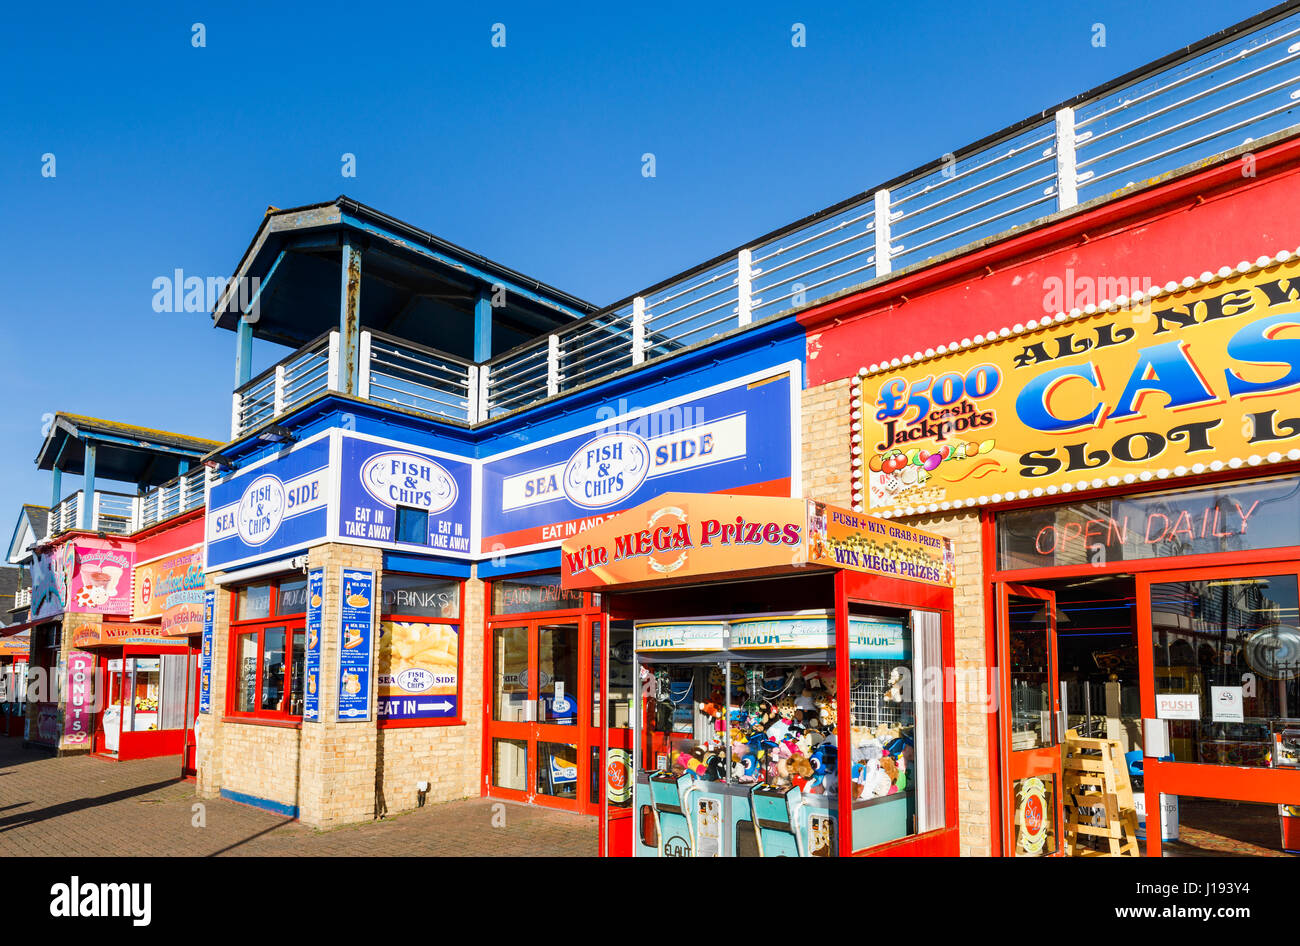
[[486, 616, 600, 812]]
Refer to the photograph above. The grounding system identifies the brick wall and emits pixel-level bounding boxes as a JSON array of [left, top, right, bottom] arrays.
[[801, 380, 996, 857], [196, 545, 484, 827]]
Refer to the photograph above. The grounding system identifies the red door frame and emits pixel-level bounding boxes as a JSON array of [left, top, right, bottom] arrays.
[[987, 469, 1300, 855], [997, 583, 1063, 856], [1137, 559, 1300, 857], [481, 580, 604, 815], [596, 568, 958, 856]]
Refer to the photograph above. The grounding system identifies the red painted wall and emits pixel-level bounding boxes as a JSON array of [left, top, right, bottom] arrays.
[[132, 511, 204, 563], [800, 136, 1300, 386]]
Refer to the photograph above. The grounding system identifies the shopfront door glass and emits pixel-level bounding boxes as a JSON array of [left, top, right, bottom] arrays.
[[1149, 573, 1300, 767], [492, 626, 528, 722], [486, 617, 594, 811], [1001, 583, 1062, 856]]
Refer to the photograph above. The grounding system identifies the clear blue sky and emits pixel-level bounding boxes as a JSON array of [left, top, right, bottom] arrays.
[[0, 0, 1271, 518]]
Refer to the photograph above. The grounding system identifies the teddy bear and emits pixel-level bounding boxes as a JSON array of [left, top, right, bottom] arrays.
[[884, 667, 907, 703]]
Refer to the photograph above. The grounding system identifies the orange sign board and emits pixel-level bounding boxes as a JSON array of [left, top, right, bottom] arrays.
[[0, 634, 30, 657], [855, 258, 1300, 515], [70, 622, 177, 649], [560, 492, 954, 590], [131, 546, 205, 636]]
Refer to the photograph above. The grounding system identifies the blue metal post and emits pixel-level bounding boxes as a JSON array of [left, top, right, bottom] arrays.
[[51, 466, 62, 511], [235, 317, 254, 387], [474, 290, 492, 362], [80, 443, 96, 530]]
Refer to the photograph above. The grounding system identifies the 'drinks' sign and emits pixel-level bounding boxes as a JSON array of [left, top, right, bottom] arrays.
[[860, 259, 1300, 513]]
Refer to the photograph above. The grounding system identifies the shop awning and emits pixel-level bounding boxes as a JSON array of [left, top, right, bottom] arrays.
[[560, 492, 955, 592]]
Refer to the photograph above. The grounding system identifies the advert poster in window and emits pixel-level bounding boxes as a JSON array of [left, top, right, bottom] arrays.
[[199, 590, 214, 715], [303, 569, 323, 721], [337, 569, 374, 721], [376, 621, 459, 721], [132, 546, 205, 636]]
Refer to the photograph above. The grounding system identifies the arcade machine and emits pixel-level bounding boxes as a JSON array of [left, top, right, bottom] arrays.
[[629, 609, 936, 857]]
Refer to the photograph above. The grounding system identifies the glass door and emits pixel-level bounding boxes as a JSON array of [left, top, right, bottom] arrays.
[[1137, 562, 1300, 856], [999, 583, 1063, 856], [487, 617, 596, 812]]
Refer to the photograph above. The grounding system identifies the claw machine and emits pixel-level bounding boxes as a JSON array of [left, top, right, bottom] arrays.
[[564, 491, 958, 857]]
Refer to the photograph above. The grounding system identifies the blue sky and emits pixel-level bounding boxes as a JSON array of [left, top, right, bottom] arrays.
[[0, 0, 1270, 518]]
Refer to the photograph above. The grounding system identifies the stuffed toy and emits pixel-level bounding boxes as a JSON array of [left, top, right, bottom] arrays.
[[800, 666, 828, 692], [894, 756, 908, 792], [678, 750, 708, 779], [795, 687, 816, 711], [884, 667, 907, 703]]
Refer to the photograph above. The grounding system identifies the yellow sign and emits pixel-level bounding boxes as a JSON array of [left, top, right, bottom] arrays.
[[856, 257, 1300, 514]]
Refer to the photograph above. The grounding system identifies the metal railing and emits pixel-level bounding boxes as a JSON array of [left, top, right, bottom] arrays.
[[228, 6, 1300, 429], [14, 587, 31, 609], [45, 490, 136, 538], [135, 465, 209, 532]]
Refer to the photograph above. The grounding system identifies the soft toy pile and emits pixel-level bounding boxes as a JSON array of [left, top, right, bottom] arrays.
[[665, 665, 914, 798]]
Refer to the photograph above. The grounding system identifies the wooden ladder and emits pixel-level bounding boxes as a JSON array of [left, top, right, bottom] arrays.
[[1061, 730, 1140, 857]]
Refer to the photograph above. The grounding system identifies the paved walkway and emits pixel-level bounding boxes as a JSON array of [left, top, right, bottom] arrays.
[[0, 737, 595, 856]]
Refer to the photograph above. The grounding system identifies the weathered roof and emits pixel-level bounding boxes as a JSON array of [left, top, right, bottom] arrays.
[[34, 413, 220, 486]]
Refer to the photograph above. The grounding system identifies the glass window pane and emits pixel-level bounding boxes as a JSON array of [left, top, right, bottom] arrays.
[[381, 574, 460, 618], [849, 614, 917, 851], [234, 633, 258, 712], [288, 630, 305, 716], [537, 741, 578, 798], [591, 622, 601, 728], [1009, 594, 1053, 750], [261, 627, 287, 712], [492, 626, 528, 722], [1150, 574, 1300, 767], [491, 574, 583, 614], [396, 507, 428, 545], [538, 624, 578, 725], [276, 579, 308, 615], [493, 738, 527, 791], [608, 622, 635, 730], [238, 584, 271, 621]]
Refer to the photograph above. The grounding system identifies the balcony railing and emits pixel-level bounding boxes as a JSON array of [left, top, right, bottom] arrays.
[[46, 490, 135, 539], [229, 5, 1300, 432], [14, 587, 31, 609], [44, 467, 212, 542]]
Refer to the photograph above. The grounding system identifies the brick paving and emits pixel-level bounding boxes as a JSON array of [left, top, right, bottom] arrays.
[[0, 737, 595, 856]]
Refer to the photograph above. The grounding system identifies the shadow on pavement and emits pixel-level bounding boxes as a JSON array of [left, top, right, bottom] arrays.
[[0, 778, 183, 833]]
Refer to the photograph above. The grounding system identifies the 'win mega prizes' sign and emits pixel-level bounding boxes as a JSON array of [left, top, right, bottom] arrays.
[[858, 260, 1300, 515]]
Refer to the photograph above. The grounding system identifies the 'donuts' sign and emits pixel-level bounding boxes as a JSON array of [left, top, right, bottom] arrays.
[[854, 257, 1300, 516]]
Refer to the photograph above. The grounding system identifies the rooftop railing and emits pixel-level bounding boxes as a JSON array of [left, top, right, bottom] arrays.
[[43, 466, 212, 542], [228, 4, 1300, 434]]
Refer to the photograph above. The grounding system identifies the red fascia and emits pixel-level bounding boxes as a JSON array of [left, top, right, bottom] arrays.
[[799, 134, 1300, 386], [131, 508, 205, 560]]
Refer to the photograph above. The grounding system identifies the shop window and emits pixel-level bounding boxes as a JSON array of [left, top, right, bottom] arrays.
[[1150, 573, 1300, 768], [228, 575, 307, 721], [491, 573, 585, 615], [395, 506, 428, 545], [997, 474, 1300, 571], [377, 572, 463, 726]]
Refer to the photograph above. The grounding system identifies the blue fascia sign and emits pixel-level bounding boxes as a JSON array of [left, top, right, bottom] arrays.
[[203, 361, 800, 571]]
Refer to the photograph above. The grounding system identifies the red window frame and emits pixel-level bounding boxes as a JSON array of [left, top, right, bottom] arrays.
[[379, 572, 467, 730], [224, 577, 307, 726]]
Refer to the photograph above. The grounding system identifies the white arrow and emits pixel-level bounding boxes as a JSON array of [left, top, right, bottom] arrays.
[[417, 700, 453, 712]]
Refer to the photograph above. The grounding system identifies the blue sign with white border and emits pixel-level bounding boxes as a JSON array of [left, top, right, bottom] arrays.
[[205, 434, 332, 572], [480, 362, 798, 554], [337, 569, 375, 721], [304, 568, 324, 721], [199, 590, 214, 714], [337, 433, 473, 557]]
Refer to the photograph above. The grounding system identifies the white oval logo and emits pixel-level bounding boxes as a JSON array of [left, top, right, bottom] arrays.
[[562, 433, 651, 509], [361, 451, 457, 514], [396, 668, 435, 693], [237, 474, 286, 546]]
